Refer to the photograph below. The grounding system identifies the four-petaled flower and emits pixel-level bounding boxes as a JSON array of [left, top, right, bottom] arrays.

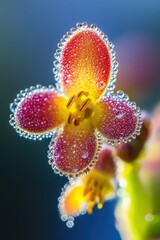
[[10, 22, 142, 178], [58, 146, 116, 228]]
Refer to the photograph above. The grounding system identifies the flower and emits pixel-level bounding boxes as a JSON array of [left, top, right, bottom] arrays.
[[116, 111, 151, 162], [58, 146, 116, 227], [115, 105, 160, 240], [9, 22, 142, 178]]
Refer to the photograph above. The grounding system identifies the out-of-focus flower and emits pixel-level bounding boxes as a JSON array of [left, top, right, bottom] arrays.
[[9, 23, 142, 178], [115, 34, 159, 100], [58, 146, 116, 227], [116, 111, 151, 162], [115, 105, 160, 240], [150, 103, 160, 141]]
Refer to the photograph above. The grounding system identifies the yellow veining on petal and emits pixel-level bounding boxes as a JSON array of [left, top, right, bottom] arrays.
[[60, 29, 112, 100]]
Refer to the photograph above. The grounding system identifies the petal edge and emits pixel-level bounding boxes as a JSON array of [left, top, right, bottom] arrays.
[[58, 180, 87, 228]]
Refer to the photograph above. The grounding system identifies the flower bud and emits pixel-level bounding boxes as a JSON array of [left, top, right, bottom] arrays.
[[116, 111, 151, 162], [94, 146, 116, 177]]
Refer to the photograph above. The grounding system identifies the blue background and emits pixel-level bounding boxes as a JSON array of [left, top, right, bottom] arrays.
[[1, 0, 160, 240]]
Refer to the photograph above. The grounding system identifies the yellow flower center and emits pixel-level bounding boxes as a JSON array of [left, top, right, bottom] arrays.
[[66, 91, 93, 126]]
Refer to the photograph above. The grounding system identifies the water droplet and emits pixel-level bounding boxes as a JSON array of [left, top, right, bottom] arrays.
[[116, 112, 124, 119], [54, 152, 60, 160], [76, 22, 83, 29], [117, 90, 124, 98], [70, 28, 76, 33], [54, 61, 59, 67], [82, 150, 89, 159], [82, 22, 88, 28], [66, 220, 74, 228], [109, 42, 114, 49], [61, 215, 68, 222], [90, 24, 97, 30], [10, 103, 17, 112], [96, 81, 106, 90]]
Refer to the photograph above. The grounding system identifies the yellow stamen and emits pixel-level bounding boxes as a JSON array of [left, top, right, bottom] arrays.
[[77, 91, 89, 97], [90, 190, 97, 201], [68, 113, 74, 124], [66, 96, 75, 108], [83, 187, 93, 196], [66, 91, 92, 126], [98, 202, 103, 209], [80, 98, 91, 112], [82, 170, 116, 215], [88, 202, 95, 214]]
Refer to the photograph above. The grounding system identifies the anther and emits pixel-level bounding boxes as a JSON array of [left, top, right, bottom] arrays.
[[98, 202, 103, 209], [80, 98, 91, 111], [68, 113, 74, 124], [66, 91, 92, 126], [88, 202, 94, 214], [66, 96, 75, 108], [73, 118, 80, 126], [77, 91, 89, 98]]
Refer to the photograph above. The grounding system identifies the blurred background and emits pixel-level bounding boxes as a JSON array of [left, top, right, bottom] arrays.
[[0, 0, 160, 239]]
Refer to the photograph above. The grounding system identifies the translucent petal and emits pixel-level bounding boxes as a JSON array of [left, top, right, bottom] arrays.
[[10, 86, 67, 140], [48, 124, 99, 177], [58, 169, 115, 227], [54, 23, 118, 100], [96, 93, 142, 144], [58, 180, 87, 220]]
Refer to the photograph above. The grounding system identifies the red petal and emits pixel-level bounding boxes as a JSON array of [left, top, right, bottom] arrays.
[[96, 93, 142, 144], [48, 125, 99, 177], [10, 86, 67, 139]]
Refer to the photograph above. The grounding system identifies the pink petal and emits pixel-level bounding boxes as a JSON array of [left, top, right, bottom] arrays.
[[10, 85, 67, 140], [96, 92, 142, 144], [48, 125, 100, 177]]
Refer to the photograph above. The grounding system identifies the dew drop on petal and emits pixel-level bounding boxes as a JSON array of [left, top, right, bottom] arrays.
[[66, 220, 74, 228], [82, 150, 89, 159], [61, 215, 68, 222]]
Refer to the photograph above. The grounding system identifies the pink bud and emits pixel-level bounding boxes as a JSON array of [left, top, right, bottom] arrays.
[[94, 147, 116, 177]]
